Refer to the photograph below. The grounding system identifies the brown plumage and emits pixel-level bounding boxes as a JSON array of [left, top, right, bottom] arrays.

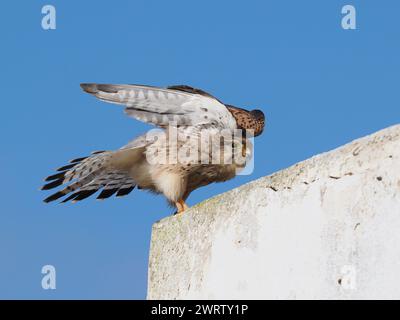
[[225, 105, 265, 137], [41, 84, 266, 214]]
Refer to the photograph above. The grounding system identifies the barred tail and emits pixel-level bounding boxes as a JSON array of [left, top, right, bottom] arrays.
[[41, 150, 136, 203]]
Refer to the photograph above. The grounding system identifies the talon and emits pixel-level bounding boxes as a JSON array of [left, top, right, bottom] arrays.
[[175, 199, 189, 214]]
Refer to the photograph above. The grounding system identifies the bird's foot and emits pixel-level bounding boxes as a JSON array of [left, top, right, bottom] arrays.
[[174, 199, 189, 215]]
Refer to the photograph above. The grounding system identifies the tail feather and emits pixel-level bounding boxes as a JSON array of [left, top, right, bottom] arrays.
[[43, 190, 67, 203], [41, 178, 64, 190], [57, 163, 77, 172], [97, 187, 119, 200], [116, 186, 135, 197], [42, 150, 137, 203], [44, 171, 67, 182]]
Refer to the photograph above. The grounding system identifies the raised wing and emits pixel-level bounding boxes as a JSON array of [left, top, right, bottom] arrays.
[[80, 83, 237, 129]]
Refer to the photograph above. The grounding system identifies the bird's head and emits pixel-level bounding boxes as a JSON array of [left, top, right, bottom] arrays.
[[226, 105, 266, 137], [249, 109, 265, 137]]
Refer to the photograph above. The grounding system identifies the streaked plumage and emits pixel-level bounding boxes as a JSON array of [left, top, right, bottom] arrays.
[[42, 84, 265, 213]]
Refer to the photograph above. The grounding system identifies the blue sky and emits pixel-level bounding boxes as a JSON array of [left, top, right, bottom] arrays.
[[0, 0, 399, 299]]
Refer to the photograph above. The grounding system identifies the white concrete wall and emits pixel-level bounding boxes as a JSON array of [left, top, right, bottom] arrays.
[[147, 125, 400, 299]]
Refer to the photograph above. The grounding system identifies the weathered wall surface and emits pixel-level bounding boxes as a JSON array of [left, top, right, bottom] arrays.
[[147, 125, 400, 299]]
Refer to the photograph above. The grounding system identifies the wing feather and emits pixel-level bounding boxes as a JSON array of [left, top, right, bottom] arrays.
[[80, 83, 237, 130]]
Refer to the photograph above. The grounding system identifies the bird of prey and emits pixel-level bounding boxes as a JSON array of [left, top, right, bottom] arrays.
[[41, 84, 265, 214]]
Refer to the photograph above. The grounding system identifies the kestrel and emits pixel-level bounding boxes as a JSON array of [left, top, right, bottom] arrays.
[[41, 84, 265, 214]]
